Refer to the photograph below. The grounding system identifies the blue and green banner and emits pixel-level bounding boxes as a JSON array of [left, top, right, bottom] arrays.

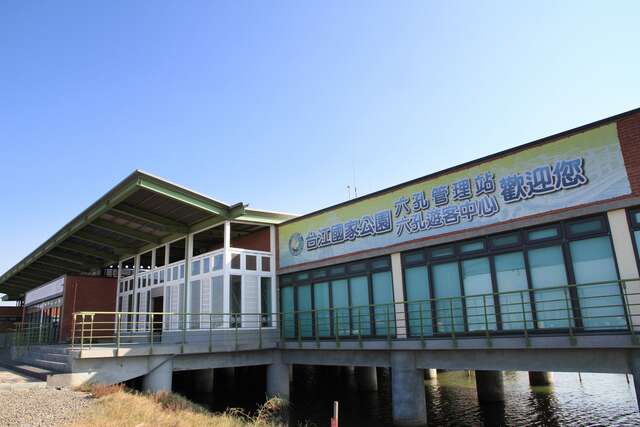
[[279, 123, 631, 268]]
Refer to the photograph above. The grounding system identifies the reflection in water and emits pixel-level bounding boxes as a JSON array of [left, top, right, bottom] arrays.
[[176, 368, 640, 426]]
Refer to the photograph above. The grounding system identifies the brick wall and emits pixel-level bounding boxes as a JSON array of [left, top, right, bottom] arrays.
[[60, 276, 117, 343], [618, 112, 640, 195]]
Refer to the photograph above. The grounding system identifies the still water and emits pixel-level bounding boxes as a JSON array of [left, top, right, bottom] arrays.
[[174, 367, 640, 426]]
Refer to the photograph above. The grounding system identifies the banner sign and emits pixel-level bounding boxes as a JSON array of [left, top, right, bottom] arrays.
[[278, 123, 631, 269]]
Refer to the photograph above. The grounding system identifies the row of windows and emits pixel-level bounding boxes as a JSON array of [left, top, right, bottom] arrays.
[[280, 257, 395, 338], [280, 214, 629, 339]]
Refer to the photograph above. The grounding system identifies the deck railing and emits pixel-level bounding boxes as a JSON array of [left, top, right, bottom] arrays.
[[14, 279, 640, 352]]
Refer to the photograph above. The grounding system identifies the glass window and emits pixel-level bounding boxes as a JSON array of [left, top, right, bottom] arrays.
[[190, 280, 201, 329], [211, 276, 223, 327], [202, 257, 210, 274], [570, 236, 625, 329], [159, 270, 165, 284], [349, 262, 367, 273], [405, 265, 432, 336], [260, 277, 272, 327], [528, 227, 559, 241], [173, 266, 179, 281], [431, 246, 454, 258], [432, 262, 464, 333], [179, 264, 185, 279], [213, 254, 223, 271], [404, 251, 426, 265], [349, 276, 371, 336], [155, 246, 166, 268], [331, 280, 349, 336], [371, 258, 389, 269], [153, 272, 158, 285], [230, 275, 242, 327], [460, 240, 484, 253], [461, 257, 496, 331], [261, 256, 271, 272], [567, 218, 604, 236], [246, 255, 257, 271], [191, 260, 201, 276], [329, 266, 345, 276], [372, 271, 395, 336], [297, 285, 312, 337], [296, 272, 309, 280], [528, 245, 571, 328], [312, 269, 327, 279], [494, 252, 532, 329], [491, 233, 520, 248], [231, 253, 241, 270], [281, 287, 295, 338], [313, 282, 331, 336]]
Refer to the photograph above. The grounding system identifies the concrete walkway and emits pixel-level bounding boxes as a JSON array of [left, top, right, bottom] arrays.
[[0, 368, 46, 390]]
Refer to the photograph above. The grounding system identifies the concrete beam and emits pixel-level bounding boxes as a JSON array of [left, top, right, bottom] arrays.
[[475, 370, 504, 403], [391, 352, 427, 427]]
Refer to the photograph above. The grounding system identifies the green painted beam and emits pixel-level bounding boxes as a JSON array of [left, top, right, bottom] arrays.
[[110, 205, 189, 233], [36, 258, 87, 273], [138, 177, 228, 217], [28, 265, 66, 276], [45, 252, 91, 266], [20, 270, 55, 281], [74, 230, 137, 253], [58, 242, 119, 260], [92, 219, 162, 245]]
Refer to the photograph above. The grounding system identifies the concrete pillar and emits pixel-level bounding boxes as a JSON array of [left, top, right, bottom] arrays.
[[475, 370, 504, 403], [608, 210, 640, 327], [424, 369, 437, 380], [143, 357, 173, 393], [391, 352, 427, 426], [629, 350, 640, 411], [193, 368, 214, 393], [267, 354, 290, 401], [391, 253, 407, 338], [355, 367, 378, 391], [529, 371, 553, 386]]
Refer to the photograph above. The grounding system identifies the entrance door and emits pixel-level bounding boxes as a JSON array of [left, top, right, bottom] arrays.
[[152, 296, 164, 335]]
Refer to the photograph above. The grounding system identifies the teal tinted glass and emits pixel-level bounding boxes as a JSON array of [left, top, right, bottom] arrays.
[[461, 257, 496, 331], [404, 265, 432, 336], [260, 277, 272, 326], [372, 271, 395, 336], [528, 245, 570, 328], [568, 219, 603, 236], [491, 233, 520, 248], [281, 287, 295, 338], [350, 276, 371, 336], [528, 227, 559, 241], [460, 240, 484, 253], [494, 252, 532, 329], [570, 236, 625, 330], [313, 282, 331, 336], [297, 285, 313, 337], [431, 246, 454, 258], [404, 252, 425, 264], [432, 262, 464, 333], [331, 280, 349, 336]]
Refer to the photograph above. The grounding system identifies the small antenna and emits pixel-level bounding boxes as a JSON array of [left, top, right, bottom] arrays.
[[347, 185, 351, 200], [352, 156, 358, 198]]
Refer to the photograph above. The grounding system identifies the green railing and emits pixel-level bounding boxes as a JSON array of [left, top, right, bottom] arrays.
[[14, 319, 60, 347], [14, 279, 640, 352]]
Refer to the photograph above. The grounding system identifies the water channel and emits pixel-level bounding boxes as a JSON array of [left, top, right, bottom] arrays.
[[173, 367, 640, 426]]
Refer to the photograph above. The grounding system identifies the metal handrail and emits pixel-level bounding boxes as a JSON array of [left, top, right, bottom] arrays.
[[13, 278, 640, 351]]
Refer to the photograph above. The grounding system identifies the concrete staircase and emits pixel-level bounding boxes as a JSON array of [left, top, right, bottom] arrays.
[[12, 345, 72, 374]]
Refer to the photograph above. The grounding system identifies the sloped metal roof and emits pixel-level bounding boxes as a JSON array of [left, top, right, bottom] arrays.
[[0, 170, 295, 298]]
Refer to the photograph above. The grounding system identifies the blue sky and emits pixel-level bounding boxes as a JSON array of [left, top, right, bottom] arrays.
[[1, 1, 639, 274]]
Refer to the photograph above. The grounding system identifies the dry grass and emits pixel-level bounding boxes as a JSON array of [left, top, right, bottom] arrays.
[[67, 385, 288, 427]]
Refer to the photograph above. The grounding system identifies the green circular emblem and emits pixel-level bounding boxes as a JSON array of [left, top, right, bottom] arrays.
[[288, 233, 304, 256]]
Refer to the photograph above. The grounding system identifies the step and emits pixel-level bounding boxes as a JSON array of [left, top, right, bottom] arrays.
[[20, 358, 69, 373], [22, 352, 70, 364], [0, 360, 53, 381]]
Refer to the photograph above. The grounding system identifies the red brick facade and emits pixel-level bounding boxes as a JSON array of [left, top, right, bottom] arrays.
[[60, 275, 117, 343]]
